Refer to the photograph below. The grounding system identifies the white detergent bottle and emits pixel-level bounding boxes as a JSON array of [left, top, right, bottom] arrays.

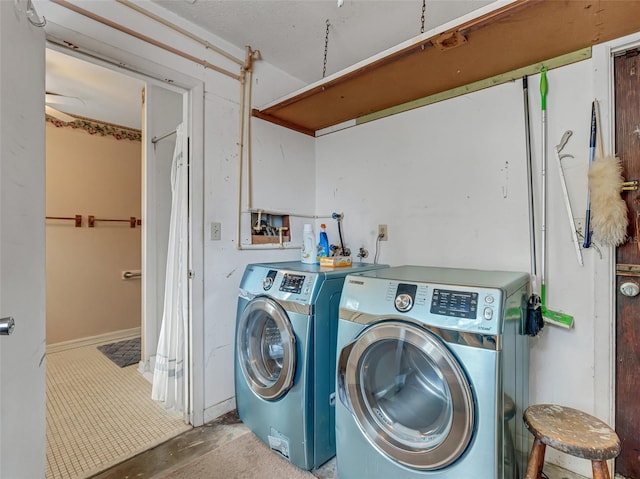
[[301, 224, 316, 264]]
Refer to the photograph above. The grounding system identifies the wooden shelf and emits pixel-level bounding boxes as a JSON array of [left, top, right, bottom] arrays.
[[253, 0, 640, 137]]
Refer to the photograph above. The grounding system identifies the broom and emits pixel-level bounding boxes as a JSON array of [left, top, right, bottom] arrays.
[[539, 68, 574, 329], [587, 99, 629, 247]]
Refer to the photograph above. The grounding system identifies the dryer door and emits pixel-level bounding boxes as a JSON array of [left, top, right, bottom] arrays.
[[338, 320, 474, 470], [237, 297, 296, 400]]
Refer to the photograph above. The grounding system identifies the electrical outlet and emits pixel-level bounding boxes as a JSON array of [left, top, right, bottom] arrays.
[[378, 224, 388, 241], [211, 222, 221, 241]]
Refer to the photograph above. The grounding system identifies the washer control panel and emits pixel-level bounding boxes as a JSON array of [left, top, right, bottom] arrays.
[[262, 270, 278, 291], [394, 283, 417, 312], [279, 273, 306, 294], [262, 270, 315, 302]]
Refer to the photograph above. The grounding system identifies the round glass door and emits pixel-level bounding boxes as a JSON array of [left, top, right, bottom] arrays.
[[342, 321, 474, 469], [237, 297, 296, 400]]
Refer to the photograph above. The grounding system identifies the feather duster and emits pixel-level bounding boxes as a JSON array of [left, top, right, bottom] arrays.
[[588, 154, 628, 246]]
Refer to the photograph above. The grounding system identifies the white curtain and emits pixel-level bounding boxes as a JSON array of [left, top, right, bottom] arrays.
[[152, 123, 188, 413]]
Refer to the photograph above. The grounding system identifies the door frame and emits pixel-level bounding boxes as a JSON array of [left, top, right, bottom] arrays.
[[44, 40, 205, 426], [592, 32, 640, 472], [0, 2, 47, 475]]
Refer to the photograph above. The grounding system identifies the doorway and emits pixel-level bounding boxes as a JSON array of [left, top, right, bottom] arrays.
[[614, 48, 640, 479], [44, 47, 192, 478]]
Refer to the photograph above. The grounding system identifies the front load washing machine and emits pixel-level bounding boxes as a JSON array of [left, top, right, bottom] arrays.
[[336, 265, 530, 478], [234, 260, 388, 470]]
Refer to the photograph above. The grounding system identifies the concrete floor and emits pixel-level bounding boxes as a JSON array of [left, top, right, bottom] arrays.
[[90, 411, 589, 479]]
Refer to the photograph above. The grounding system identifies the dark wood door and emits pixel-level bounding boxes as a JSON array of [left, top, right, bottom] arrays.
[[615, 51, 640, 479]]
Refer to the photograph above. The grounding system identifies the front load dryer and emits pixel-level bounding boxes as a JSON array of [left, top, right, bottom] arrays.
[[336, 265, 530, 478], [234, 260, 387, 470]]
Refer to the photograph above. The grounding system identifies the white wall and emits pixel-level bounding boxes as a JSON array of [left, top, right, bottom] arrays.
[[317, 60, 603, 476], [46, 122, 142, 344], [202, 86, 316, 419]]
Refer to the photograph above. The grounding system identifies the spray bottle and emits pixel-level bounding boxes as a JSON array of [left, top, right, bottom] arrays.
[[317, 224, 330, 262]]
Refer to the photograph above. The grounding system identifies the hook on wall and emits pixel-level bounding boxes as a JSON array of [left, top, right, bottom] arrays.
[[14, 0, 46, 27]]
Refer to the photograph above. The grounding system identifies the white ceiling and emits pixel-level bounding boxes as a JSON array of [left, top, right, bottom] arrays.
[[46, 49, 145, 129], [44, 0, 494, 130], [152, 0, 494, 84]]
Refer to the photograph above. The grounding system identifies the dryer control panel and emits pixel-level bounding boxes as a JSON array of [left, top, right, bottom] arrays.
[[430, 289, 479, 319], [390, 281, 502, 334], [342, 277, 507, 335]]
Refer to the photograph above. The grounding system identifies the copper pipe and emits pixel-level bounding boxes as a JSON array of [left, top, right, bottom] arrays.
[[50, 0, 241, 81], [115, 0, 243, 67]]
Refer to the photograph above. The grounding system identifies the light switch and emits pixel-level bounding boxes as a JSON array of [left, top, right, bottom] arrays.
[[211, 222, 221, 241]]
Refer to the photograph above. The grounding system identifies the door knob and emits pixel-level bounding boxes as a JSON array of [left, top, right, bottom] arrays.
[[620, 282, 640, 297], [0, 317, 15, 335]]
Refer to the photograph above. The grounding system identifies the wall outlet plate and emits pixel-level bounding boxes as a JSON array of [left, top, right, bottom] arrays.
[[378, 224, 388, 241]]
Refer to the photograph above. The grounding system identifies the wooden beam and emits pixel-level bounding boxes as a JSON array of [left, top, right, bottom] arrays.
[[357, 48, 592, 126], [255, 1, 640, 135]]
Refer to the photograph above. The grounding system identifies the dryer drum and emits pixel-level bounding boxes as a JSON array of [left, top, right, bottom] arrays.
[[338, 321, 474, 470], [237, 297, 296, 400]]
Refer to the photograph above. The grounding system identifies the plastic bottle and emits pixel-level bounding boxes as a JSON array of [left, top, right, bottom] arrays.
[[317, 224, 330, 262], [301, 224, 316, 264]]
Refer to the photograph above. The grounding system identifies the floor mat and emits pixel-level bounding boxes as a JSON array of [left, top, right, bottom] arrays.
[[97, 337, 141, 367]]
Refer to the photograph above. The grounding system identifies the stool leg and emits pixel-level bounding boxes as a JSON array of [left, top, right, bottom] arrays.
[[591, 460, 611, 479], [524, 439, 546, 479]]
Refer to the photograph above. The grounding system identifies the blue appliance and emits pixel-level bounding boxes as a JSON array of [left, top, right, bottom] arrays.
[[336, 265, 530, 478], [234, 260, 388, 470]]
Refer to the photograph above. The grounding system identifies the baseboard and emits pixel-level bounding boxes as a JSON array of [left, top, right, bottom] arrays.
[[46, 327, 141, 354], [203, 397, 236, 424], [138, 355, 155, 384]]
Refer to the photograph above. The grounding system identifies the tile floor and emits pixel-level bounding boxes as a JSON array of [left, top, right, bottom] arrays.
[[46, 340, 191, 479]]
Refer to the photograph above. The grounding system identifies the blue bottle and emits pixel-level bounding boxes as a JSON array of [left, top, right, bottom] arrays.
[[317, 223, 330, 262]]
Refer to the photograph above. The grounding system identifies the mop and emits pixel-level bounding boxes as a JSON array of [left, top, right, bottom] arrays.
[[539, 68, 574, 329], [522, 75, 543, 336], [587, 99, 629, 247]]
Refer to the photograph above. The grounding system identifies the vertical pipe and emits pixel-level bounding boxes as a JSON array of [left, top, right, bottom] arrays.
[[246, 67, 254, 211], [236, 70, 247, 249], [522, 75, 537, 285]]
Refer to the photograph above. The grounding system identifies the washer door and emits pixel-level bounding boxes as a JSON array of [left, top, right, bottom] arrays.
[[338, 321, 474, 470], [237, 297, 296, 400]]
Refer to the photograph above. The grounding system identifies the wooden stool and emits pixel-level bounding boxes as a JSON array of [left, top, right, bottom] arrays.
[[523, 404, 621, 479]]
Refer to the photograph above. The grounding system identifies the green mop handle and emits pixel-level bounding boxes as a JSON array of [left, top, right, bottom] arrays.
[[539, 66, 548, 300], [540, 67, 548, 111]]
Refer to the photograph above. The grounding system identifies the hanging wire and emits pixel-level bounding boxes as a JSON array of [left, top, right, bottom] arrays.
[[419, 0, 426, 51], [322, 19, 330, 78]]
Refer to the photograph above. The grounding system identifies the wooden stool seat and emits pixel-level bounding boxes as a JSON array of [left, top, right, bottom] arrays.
[[523, 404, 621, 479]]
